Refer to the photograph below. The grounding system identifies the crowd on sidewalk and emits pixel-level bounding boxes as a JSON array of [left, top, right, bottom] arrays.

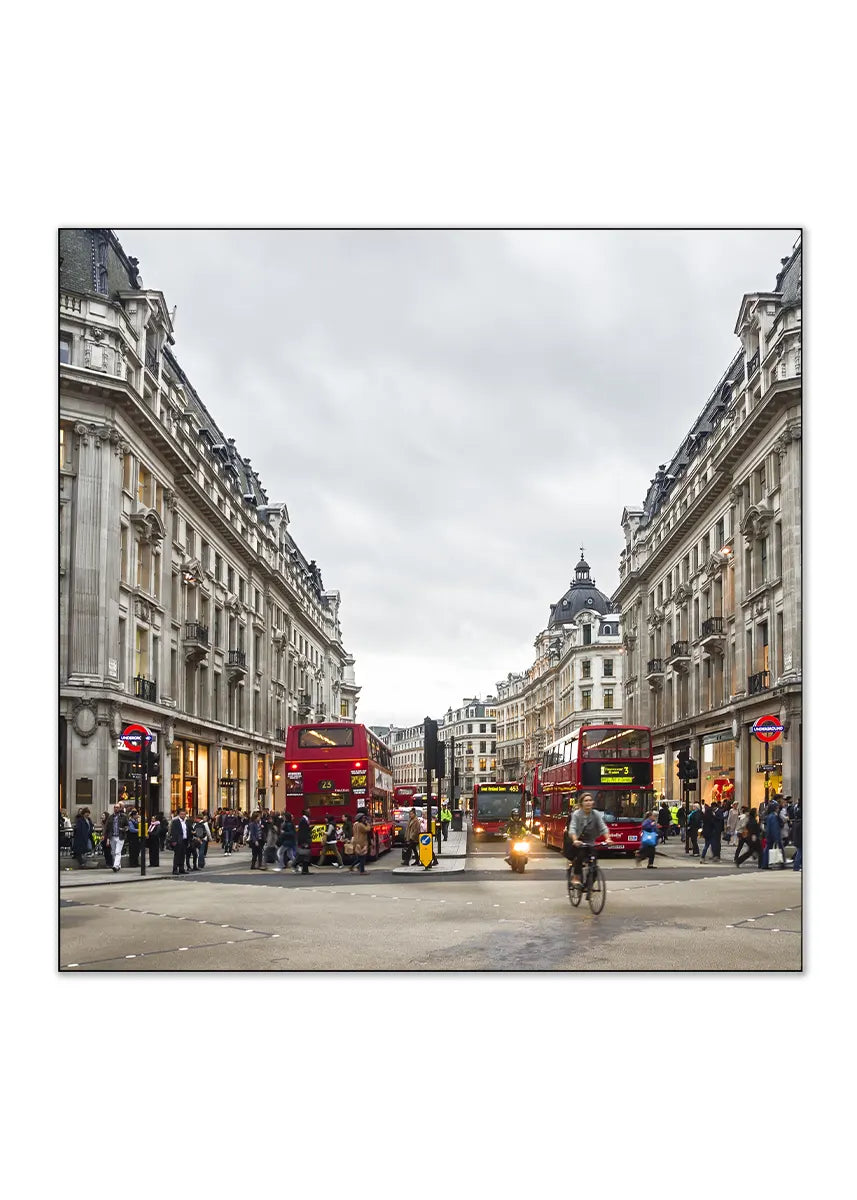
[[675, 793, 801, 870], [62, 802, 380, 877]]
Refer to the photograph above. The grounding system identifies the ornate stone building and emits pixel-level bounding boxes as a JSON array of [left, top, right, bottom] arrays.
[[59, 229, 360, 818], [614, 238, 801, 807], [496, 554, 624, 799]]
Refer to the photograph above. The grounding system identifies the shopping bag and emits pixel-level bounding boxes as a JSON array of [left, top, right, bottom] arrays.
[[768, 847, 784, 867], [641, 830, 658, 847]]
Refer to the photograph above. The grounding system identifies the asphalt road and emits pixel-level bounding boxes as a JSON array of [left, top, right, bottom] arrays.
[[59, 840, 802, 971]]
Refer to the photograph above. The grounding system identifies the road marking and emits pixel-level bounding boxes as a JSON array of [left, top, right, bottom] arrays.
[[179, 947, 188, 951], [125, 955, 136, 959], [67, 964, 78, 968]]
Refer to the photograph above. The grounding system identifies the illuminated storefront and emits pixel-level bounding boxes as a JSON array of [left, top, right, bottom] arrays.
[[653, 752, 666, 802], [747, 727, 783, 811], [170, 741, 210, 815], [700, 730, 735, 806], [219, 748, 251, 812]]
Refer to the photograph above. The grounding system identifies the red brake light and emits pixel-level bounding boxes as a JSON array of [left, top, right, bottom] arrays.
[[355, 761, 362, 767], [291, 764, 297, 770]]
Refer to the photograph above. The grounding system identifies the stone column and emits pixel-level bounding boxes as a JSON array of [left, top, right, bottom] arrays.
[[69, 422, 126, 679], [776, 422, 802, 682]]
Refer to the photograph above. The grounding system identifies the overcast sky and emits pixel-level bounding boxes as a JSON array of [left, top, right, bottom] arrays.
[[116, 228, 798, 727]]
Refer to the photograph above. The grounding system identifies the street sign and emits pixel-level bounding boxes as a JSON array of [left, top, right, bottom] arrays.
[[752, 715, 784, 743], [120, 723, 153, 752]]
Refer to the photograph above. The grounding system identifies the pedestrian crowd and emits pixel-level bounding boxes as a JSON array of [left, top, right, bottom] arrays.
[[65, 802, 378, 876], [680, 793, 800, 871]]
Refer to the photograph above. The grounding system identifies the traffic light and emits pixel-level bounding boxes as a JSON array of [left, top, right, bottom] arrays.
[[454, 767, 460, 787], [677, 750, 698, 782], [435, 740, 446, 779], [424, 717, 438, 773], [677, 749, 689, 779]]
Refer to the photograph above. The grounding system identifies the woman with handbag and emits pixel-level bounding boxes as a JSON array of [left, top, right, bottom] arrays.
[[763, 802, 785, 869], [635, 811, 659, 869]]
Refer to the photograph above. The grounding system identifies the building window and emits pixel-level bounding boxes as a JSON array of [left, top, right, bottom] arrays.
[[604, 689, 614, 710], [582, 660, 591, 679], [479, 758, 487, 771], [715, 517, 725, 550], [583, 624, 592, 645], [340, 700, 349, 717], [96, 237, 109, 294], [215, 552, 222, 582], [137, 464, 153, 508], [60, 334, 72, 364], [581, 690, 592, 711], [603, 659, 613, 677]]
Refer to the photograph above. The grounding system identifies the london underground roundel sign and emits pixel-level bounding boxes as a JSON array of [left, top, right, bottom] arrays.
[[752, 715, 784, 743], [121, 723, 153, 752]]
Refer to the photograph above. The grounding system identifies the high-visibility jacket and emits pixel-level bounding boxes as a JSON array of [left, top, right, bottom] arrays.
[[441, 806, 452, 823]]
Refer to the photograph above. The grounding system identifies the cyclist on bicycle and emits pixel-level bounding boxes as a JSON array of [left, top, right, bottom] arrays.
[[566, 793, 612, 887]]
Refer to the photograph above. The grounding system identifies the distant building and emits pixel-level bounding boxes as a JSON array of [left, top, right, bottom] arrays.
[[496, 554, 624, 800]]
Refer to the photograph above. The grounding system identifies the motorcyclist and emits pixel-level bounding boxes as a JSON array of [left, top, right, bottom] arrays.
[[505, 808, 526, 864]]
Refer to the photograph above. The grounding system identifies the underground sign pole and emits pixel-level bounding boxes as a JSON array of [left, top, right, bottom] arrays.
[[121, 724, 152, 876]]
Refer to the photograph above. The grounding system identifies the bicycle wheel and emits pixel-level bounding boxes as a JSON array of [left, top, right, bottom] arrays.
[[588, 863, 606, 914], [568, 868, 582, 907]]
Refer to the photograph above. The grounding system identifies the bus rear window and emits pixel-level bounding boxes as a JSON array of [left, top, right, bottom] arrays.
[[298, 727, 354, 749], [581, 728, 650, 758]]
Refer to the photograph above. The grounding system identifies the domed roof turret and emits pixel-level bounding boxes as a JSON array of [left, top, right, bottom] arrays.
[[548, 550, 610, 628]]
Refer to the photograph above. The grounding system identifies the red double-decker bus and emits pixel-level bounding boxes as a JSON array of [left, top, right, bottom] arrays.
[[284, 723, 394, 861], [472, 782, 524, 839], [539, 724, 653, 856]]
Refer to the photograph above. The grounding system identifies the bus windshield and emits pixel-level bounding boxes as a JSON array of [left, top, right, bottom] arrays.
[[298, 727, 354, 748], [581, 728, 650, 759], [589, 790, 649, 821], [476, 792, 522, 819]]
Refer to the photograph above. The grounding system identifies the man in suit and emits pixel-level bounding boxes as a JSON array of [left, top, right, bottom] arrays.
[[170, 808, 189, 875]]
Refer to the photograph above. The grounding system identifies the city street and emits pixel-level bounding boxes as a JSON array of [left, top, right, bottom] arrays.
[[59, 838, 801, 971]]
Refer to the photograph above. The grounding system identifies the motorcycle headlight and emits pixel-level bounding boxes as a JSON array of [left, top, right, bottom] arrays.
[[513, 841, 529, 852]]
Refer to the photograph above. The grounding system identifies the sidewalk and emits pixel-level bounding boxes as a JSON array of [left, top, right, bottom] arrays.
[[60, 826, 472, 888], [391, 824, 468, 875]]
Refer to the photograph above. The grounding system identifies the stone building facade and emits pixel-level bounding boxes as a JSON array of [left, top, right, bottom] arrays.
[[59, 229, 360, 819], [614, 239, 802, 808], [496, 555, 624, 799]]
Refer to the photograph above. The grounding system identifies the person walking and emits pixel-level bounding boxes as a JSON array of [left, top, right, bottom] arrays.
[[147, 812, 162, 867], [700, 804, 718, 862], [657, 802, 671, 844], [248, 811, 264, 869], [106, 803, 129, 873], [296, 809, 312, 874], [278, 813, 298, 870], [405, 808, 421, 866], [158, 811, 168, 853], [192, 813, 213, 869], [686, 802, 702, 857], [441, 802, 452, 841], [262, 817, 278, 869], [792, 802, 802, 871], [635, 810, 659, 869], [735, 808, 762, 868], [72, 808, 93, 868], [169, 808, 189, 874], [318, 814, 343, 868], [127, 807, 141, 867], [351, 810, 370, 874], [725, 802, 740, 847], [763, 802, 785, 869]]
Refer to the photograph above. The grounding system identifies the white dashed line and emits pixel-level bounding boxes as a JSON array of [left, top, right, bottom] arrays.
[[67, 964, 78, 968], [125, 955, 136, 959], [179, 947, 188, 952]]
